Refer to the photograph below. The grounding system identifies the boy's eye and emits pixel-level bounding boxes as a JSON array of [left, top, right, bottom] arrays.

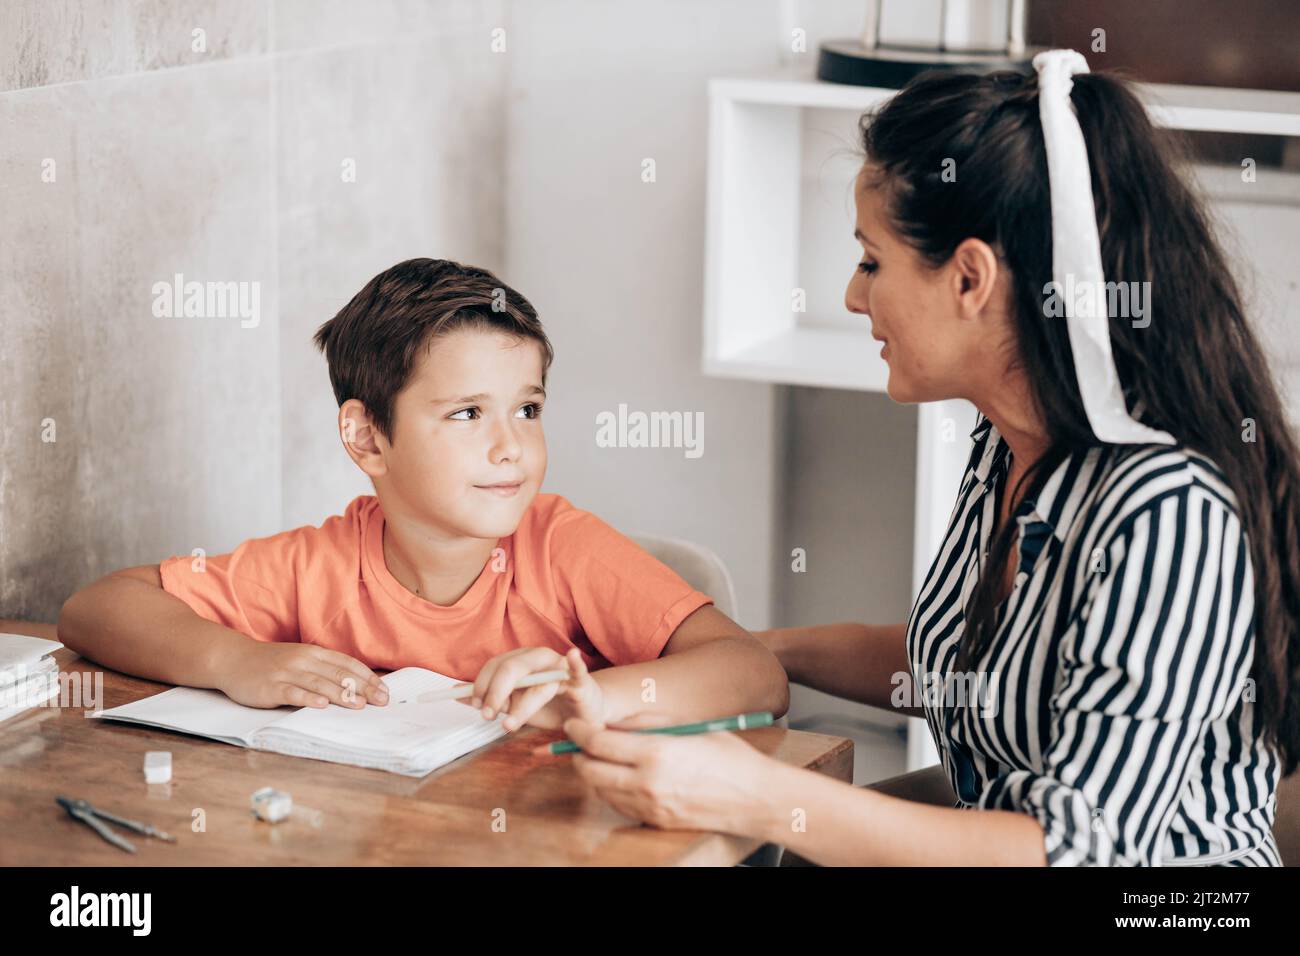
[[449, 407, 480, 421], [516, 403, 542, 419], [857, 259, 878, 275]]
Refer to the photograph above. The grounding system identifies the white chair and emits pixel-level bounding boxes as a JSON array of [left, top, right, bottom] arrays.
[[630, 533, 739, 620]]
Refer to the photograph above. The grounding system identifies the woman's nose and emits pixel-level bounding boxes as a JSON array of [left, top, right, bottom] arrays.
[[845, 278, 869, 316]]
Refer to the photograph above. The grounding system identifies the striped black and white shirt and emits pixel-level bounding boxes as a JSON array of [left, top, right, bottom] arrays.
[[906, 412, 1282, 866]]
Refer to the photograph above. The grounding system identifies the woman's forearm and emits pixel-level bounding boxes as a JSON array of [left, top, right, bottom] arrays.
[[764, 622, 923, 717], [743, 757, 1047, 866]]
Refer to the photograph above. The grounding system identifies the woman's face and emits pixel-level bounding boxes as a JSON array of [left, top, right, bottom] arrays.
[[846, 166, 1004, 405]]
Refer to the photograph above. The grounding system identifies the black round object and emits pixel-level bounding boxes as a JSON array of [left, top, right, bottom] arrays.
[[817, 39, 1042, 88]]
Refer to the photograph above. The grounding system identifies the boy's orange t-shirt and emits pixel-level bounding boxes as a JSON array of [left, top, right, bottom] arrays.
[[159, 494, 714, 681]]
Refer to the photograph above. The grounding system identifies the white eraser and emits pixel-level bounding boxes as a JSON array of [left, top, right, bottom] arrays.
[[250, 786, 292, 823], [143, 750, 172, 784]]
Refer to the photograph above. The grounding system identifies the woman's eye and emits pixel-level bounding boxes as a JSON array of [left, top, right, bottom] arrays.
[[857, 259, 878, 275], [449, 407, 480, 421], [516, 403, 542, 419]]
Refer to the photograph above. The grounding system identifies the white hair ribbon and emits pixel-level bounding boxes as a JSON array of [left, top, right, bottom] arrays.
[[1032, 49, 1176, 445]]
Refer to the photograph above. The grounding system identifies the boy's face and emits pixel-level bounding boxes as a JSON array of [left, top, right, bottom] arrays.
[[377, 327, 547, 539]]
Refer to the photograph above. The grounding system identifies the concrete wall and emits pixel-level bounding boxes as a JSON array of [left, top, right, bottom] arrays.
[[0, 0, 508, 620]]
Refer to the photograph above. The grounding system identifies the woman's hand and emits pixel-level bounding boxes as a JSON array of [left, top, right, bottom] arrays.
[[559, 717, 777, 834], [471, 646, 604, 731]]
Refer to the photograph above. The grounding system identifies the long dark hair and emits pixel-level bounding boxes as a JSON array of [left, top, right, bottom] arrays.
[[860, 68, 1300, 774]]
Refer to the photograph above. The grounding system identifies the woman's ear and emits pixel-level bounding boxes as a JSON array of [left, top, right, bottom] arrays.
[[339, 399, 389, 479], [950, 237, 1003, 322]]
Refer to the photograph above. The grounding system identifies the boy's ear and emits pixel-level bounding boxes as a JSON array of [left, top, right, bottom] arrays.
[[339, 400, 388, 478]]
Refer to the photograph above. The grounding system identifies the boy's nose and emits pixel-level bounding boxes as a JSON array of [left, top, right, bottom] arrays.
[[489, 421, 523, 463]]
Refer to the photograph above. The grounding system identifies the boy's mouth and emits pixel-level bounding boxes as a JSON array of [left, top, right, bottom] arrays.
[[475, 481, 524, 498]]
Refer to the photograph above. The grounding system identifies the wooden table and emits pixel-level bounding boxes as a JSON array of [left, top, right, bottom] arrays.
[[0, 625, 853, 866]]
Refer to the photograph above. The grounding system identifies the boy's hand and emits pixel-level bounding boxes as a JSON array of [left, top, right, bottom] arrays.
[[216, 641, 390, 710], [472, 647, 603, 731]]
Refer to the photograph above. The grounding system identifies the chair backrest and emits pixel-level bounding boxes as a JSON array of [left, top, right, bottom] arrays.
[[630, 534, 738, 620]]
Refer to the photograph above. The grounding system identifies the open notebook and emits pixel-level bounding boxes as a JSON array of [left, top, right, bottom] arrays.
[[88, 667, 507, 777]]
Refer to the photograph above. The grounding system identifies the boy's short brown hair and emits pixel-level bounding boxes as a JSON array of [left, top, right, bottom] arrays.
[[314, 258, 553, 440]]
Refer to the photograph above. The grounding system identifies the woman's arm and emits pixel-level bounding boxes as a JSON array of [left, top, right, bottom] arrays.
[[759, 622, 924, 717], [749, 754, 1047, 866], [562, 717, 1047, 866]]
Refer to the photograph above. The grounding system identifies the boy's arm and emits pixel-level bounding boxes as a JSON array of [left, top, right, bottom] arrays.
[[59, 565, 254, 690], [491, 505, 787, 729], [480, 606, 790, 730], [589, 605, 789, 725], [58, 565, 389, 708]]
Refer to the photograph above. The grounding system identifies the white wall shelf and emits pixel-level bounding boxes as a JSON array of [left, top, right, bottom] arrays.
[[704, 326, 890, 393], [704, 72, 1300, 399], [703, 69, 1300, 773]]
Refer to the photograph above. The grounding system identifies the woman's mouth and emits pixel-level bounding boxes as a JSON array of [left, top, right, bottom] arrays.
[[476, 481, 523, 498]]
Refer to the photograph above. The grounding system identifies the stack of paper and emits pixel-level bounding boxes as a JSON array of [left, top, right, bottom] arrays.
[[0, 633, 63, 724]]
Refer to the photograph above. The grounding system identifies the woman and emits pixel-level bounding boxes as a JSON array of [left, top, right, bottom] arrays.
[[560, 51, 1300, 866]]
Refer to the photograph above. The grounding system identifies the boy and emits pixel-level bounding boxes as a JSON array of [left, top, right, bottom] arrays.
[[58, 258, 788, 734]]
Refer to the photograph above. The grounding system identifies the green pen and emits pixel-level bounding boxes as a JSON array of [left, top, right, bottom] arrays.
[[547, 711, 774, 755]]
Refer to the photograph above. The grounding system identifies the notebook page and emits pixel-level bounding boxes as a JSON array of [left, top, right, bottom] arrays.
[[90, 686, 287, 746], [256, 667, 499, 756]]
